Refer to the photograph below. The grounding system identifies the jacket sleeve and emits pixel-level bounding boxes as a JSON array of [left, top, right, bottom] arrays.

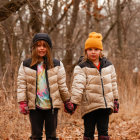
[[17, 62, 27, 102], [111, 65, 119, 99], [70, 65, 86, 105], [57, 61, 70, 102]]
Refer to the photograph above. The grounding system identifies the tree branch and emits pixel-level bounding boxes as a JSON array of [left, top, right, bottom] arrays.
[[48, 1, 73, 34], [103, 0, 129, 42], [0, 0, 27, 22], [103, 21, 117, 42]]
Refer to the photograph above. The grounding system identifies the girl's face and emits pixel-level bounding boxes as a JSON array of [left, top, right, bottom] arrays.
[[86, 48, 101, 62], [36, 41, 48, 57]]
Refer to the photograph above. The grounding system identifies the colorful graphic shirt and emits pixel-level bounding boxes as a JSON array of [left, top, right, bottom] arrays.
[[36, 62, 51, 109]]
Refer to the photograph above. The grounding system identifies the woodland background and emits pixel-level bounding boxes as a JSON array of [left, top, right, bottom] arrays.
[[0, 0, 140, 139]]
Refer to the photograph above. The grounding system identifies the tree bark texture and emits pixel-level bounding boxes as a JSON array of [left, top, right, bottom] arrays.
[[63, 0, 81, 86], [28, 0, 42, 34], [116, 0, 122, 51], [0, 0, 26, 22]]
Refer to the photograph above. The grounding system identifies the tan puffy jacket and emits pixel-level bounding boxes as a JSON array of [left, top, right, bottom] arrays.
[[70, 58, 119, 117], [17, 58, 70, 110]]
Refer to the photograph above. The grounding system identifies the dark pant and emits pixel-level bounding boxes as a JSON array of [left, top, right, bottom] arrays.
[[83, 109, 110, 138], [29, 108, 58, 140]]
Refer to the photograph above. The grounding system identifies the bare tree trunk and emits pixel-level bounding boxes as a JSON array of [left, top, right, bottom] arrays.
[[85, 0, 91, 36], [48, 1, 73, 33], [18, 8, 31, 58], [28, 0, 42, 34], [0, 0, 26, 22], [103, 0, 129, 43], [51, 0, 59, 57], [63, 0, 81, 86], [0, 37, 6, 80], [93, 0, 101, 32], [116, 0, 122, 51], [52, 0, 59, 24]]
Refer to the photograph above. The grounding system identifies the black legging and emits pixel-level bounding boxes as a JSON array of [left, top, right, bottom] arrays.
[[29, 108, 58, 140], [83, 109, 110, 138]]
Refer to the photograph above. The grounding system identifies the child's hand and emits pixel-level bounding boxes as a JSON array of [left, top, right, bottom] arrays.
[[114, 99, 119, 113], [64, 100, 77, 115], [19, 101, 29, 115]]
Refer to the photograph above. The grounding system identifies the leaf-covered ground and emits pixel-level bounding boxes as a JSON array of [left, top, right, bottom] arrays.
[[56, 106, 140, 140], [0, 100, 140, 140]]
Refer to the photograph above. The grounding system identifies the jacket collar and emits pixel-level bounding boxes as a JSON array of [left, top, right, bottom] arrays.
[[86, 57, 108, 71]]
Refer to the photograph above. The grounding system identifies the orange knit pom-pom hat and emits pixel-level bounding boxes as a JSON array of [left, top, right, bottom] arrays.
[[85, 32, 103, 50]]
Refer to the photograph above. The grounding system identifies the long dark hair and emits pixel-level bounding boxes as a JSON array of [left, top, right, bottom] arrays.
[[30, 40, 54, 69]]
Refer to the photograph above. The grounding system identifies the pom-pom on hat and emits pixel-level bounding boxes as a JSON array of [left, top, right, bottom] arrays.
[[85, 32, 103, 50], [32, 33, 52, 48]]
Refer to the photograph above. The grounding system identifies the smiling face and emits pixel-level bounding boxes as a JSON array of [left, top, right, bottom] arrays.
[[31, 40, 53, 68], [36, 40, 48, 58], [86, 48, 101, 63]]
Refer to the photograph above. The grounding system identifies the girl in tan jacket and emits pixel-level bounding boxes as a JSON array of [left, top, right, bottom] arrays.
[[68, 32, 119, 140], [17, 33, 70, 140]]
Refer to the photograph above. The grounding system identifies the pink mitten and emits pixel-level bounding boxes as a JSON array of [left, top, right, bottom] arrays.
[[64, 100, 77, 115], [114, 99, 119, 113], [19, 101, 29, 115], [64, 100, 74, 114]]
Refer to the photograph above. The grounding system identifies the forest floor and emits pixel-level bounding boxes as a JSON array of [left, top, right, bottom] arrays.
[[0, 99, 140, 140]]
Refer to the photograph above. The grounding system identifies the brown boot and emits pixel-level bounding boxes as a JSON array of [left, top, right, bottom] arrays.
[[83, 136, 94, 140], [46, 138, 59, 140], [29, 136, 42, 140], [98, 136, 109, 140]]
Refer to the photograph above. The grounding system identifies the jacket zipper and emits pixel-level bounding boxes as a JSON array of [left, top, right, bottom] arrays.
[[99, 70, 107, 108], [88, 58, 108, 108], [35, 71, 37, 109]]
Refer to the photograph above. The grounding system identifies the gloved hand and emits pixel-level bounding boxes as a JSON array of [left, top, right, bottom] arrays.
[[19, 101, 29, 115], [64, 100, 77, 115], [114, 99, 119, 113]]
